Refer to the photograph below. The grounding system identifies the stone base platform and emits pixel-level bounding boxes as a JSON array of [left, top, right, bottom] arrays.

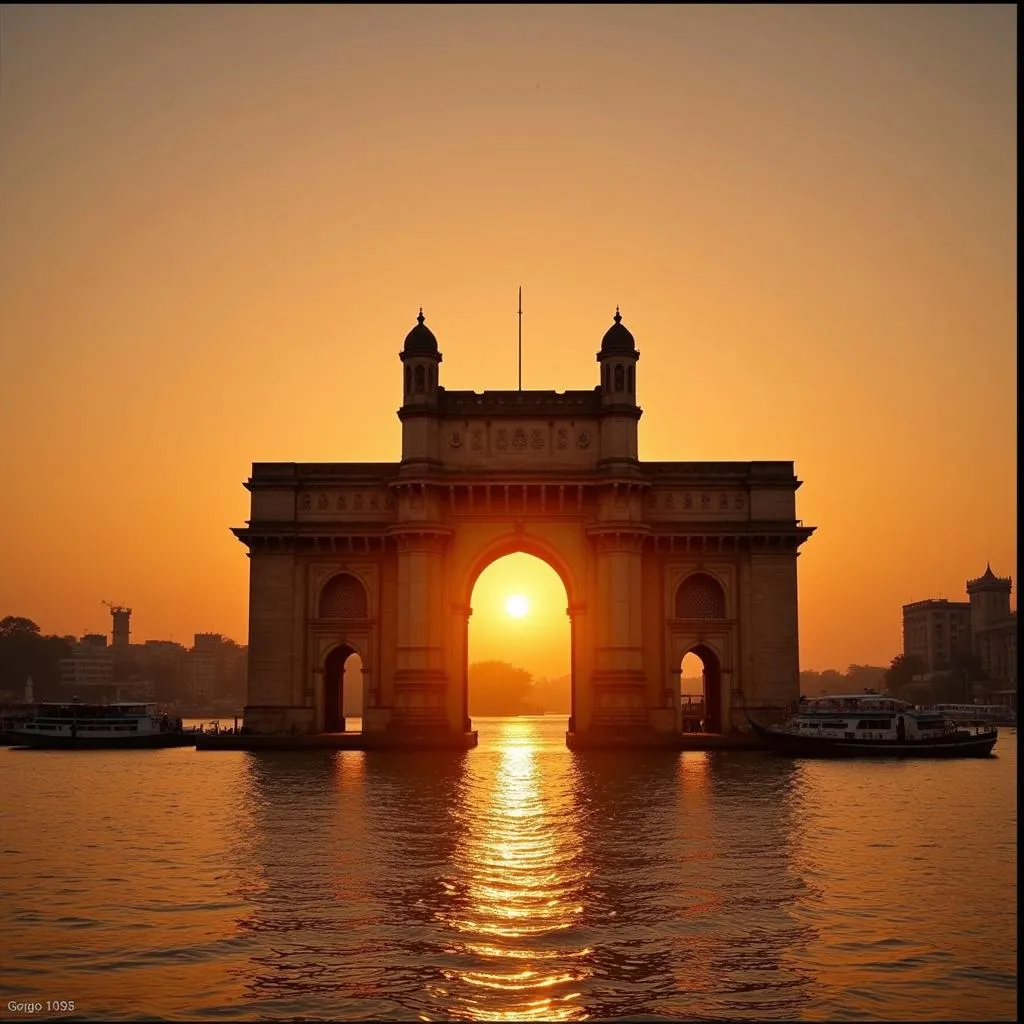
[[566, 730, 768, 751], [195, 730, 479, 752]]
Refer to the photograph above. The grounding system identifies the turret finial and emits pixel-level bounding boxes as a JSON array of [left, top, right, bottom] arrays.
[[417, 308, 424, 325], [613, 306, 621, 324]]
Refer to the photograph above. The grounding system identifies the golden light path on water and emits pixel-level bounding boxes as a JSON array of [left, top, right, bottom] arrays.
[[436, 720, 590, 1022]]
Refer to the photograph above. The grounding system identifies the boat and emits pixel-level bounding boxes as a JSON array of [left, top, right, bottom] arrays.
[[0, 702, 40, 744], [8, 699, 200, 750], [745, 693, 998, 759]]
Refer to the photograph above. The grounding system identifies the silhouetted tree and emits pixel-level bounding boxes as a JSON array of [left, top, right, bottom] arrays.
[[800, 668, 846, 694], [468, 660, 540, 716], [530, 674, 571, 714], [845, 664, 887, 693], [883, 653, 929, 699], [0, 616, 72, 695], [0, 616, 41, 639]]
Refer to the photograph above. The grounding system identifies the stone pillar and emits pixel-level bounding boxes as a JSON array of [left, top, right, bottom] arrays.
[[387, 527, 454, 735], [455, 603, 472, 733], [583, 527, 654, 739], [720, 667, 737, 732]]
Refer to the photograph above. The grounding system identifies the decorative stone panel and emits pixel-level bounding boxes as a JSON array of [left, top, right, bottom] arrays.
[[318, 573, 369, 619], [675, 572, 727, 619]]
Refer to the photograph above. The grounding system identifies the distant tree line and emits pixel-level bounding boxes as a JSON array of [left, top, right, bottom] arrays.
[[0, 617, 72, 696], [880, 649, 986, 704], [801, 652, 988, 705], [799, 663, 888, 696], [468, 661, 571, 716]]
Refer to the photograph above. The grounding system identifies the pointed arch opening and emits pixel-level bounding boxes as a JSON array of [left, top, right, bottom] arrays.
[[680, 644, 722, 733], [465, 552, 572, 740]]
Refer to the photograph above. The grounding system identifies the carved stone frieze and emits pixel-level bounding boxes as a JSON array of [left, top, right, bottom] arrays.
[[644, 491, 749, 516], [298, 490, 396, 516]]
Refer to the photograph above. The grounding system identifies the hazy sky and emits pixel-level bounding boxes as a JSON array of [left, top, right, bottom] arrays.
[[0, 4, 1016, 676]]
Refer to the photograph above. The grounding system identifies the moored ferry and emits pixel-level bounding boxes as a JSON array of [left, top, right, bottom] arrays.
[[746, 693, 998, 759], [9, 700, 199, 749], [1, 702, 39, 744]]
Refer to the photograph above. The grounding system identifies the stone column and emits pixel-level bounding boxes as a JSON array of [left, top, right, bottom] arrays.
[[585, 527, 653, 737], [388, 527, 453, 734], [720, 667, 738, 732]]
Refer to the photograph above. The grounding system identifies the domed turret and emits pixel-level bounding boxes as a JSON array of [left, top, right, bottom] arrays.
[[595, 307, 641, 465], [399, 308, 442, 416], [596, 307, 639, 408], [600, 308, 637, 356], [402, 310, 439, 356]]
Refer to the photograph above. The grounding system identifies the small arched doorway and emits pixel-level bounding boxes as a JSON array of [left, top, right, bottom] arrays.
[[680, 644, 722, 734], [323, 644, 362, 733]]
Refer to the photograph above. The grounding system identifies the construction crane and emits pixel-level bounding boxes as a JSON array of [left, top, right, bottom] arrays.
[[102, 600, 131, 616]]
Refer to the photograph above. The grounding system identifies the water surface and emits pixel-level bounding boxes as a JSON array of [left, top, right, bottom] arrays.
[[0, 718, 1016, 1021]]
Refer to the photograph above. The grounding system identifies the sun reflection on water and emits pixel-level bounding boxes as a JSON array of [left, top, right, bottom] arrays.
[[439, 720, 591, 1021]]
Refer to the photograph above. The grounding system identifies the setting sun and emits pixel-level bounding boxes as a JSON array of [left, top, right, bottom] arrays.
[[505, 594, 530, 618]]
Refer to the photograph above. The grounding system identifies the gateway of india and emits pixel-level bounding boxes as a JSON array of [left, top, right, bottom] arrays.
[[233, 310, 816, 746]]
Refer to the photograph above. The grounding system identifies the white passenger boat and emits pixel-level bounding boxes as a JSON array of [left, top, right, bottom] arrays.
[[9, 700, 199, 749], [745, 693, 998, 759]]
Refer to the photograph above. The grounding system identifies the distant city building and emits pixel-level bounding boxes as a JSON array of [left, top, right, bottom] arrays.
[[902, 564, 1017, 705], [966, 565, 1017, 694], [59, 634, 114, 692], [133, 639, 187, 664], [115, 679, 156, 701], [902, 599, 972, 673], [104, 603, 132, 653], [185, 635, 220, 702], [183, 633, 246, 705]]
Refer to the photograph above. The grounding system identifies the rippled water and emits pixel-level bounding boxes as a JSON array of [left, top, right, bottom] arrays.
[[0, 719, 1016, 1021]]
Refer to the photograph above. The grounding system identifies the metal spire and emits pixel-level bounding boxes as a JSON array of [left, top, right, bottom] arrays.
[[518, 286, 523, 391]]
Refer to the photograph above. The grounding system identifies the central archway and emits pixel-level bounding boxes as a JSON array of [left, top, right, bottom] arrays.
[[465, 552, 572, 739]]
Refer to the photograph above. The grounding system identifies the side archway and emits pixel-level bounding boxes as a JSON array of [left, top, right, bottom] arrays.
[[322, 643, 363, 732], [681, 643, 723, 733]]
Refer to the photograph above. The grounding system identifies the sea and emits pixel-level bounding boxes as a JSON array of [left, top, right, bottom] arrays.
[[0, 718, 1016, 1022]]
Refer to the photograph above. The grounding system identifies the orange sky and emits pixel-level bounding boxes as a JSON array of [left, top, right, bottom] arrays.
[[0, 5, 1016, 675]]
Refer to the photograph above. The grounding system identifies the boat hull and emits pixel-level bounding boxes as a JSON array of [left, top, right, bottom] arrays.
[[9, 731, 199, 750], [749, 721, 997, 759]]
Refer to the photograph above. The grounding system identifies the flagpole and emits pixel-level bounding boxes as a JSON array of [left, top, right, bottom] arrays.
[[518, 286, 522, 391]]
